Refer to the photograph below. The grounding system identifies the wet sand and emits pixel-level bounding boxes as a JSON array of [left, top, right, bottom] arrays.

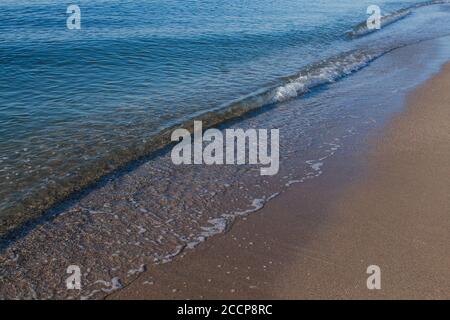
[[110, 62, 450, 300]]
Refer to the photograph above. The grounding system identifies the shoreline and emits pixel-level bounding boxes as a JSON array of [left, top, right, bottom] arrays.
[[1, 37, 449, 300], [3, 2, 450, 237], [1, 1, 450, 301], [0, 31, 386, 238], [110, 62, 450, 299]]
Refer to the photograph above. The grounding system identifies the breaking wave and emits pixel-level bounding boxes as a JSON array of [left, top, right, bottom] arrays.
[[3, 0, 450, 235], [0, 43, 413, 237]]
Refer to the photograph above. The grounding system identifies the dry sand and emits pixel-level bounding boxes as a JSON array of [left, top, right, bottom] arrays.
[[110, 62, 450, 300]]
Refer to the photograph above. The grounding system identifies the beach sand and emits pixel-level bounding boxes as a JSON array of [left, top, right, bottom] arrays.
[[110, 62, 450, 300]]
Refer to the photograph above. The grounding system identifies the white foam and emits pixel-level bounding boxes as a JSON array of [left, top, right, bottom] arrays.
[[127, 264, 146, 276], [82, 277, 123, 300], [234, 198, 265, 216]]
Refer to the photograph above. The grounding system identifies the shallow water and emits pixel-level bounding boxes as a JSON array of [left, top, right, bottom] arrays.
[[2, 0, 450, 231], [1, 0, 450, 299], [1, 32, 450, 299]]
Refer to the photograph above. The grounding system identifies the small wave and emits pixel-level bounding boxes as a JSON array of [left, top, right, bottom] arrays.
[[347, 0, 449, 38], [209, 48, 382, 121], [0, 43, 387, 238], [347, 9, 411, 38]]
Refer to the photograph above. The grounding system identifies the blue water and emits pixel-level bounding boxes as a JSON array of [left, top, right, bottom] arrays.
[[1, 0, 450, 230]]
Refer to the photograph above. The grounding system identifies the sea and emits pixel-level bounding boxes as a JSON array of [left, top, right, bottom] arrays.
[[0, 0, 450, 298]]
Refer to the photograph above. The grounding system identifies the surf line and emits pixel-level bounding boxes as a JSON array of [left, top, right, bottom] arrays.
[[171, 121, 280, 176]]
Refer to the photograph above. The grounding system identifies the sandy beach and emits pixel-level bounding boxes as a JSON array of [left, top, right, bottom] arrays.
[[110, 62, 450, 300], [2, 1, 450, 301]]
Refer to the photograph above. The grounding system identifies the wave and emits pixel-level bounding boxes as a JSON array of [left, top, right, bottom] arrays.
[[0, 45, 392, 238], [3, 3, 449, 236], [347, 9, 411, 38], [346, 0, 449, 38], [215, 50, 380, 114]]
